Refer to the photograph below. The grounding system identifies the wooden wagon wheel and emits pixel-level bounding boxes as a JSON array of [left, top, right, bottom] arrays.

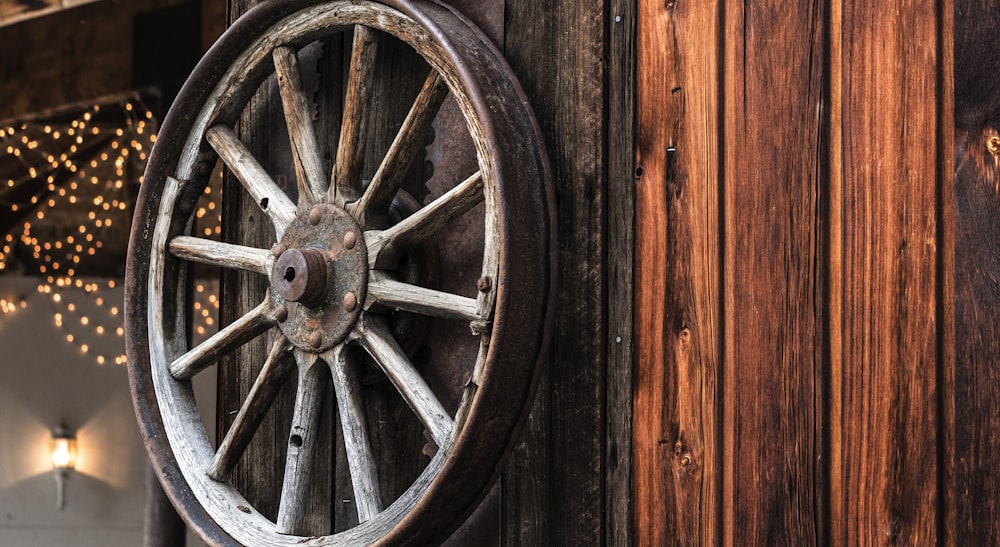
[[125, 0, 554, 544]]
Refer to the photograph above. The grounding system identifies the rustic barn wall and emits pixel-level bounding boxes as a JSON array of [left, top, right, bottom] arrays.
[[138, 0, 1000, 543]]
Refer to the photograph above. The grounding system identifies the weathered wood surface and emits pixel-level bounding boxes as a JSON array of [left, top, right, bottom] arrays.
[[350, 70, 449, 227], [273, 45, 327, 204], [331, 26, 379, 205], [634, 0, 721, 544], [210, 335, 294, 481], [171, 296, 275, 380], [502, 0, 606, 545], [345, 15, 429, 532], [954, 0, 1000, 544], [364, 171, 483, 266], [327, 345, 383, 523], [722, 1, 826, 543], [635, 0, 955, 544], [606, 0, 636, 543], [355, 316, 454, 447], [218, 0, 328, 535], [276, 354, 329, 535], [208, 125, 298, 235], [169, 236, 274, 276], [833, 1, 952, 543], [366, 273, 480, 322], [143, 464, 187, 547]]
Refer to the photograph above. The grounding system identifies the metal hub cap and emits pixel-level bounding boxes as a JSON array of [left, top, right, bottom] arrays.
[[270, 203, 367, 352]]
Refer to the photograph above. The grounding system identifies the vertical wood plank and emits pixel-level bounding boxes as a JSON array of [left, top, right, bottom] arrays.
[[952, 0, 1000, 543], [217, 61, 286, 523], [720, 1, 826, 544], [953, 0, 1000, 542], [633, 0, 722, 545], [354, 31, 429, 519], [502, 0, 606, 544], [832, 0, 951, 542], [827, 1, 845, 542], [607, 0, 636, 544], [143, 463, 186, 547], [218, 0, 333, 535]]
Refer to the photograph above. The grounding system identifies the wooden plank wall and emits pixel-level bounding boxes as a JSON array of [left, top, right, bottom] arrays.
[[635, 0, 957, 544], [220, 0, 335, 534]]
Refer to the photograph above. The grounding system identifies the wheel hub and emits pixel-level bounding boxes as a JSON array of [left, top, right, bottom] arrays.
[[270, 203, 367, 352]]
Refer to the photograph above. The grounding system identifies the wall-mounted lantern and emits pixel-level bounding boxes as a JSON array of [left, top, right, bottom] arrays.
[[50, 424, 77, 510]]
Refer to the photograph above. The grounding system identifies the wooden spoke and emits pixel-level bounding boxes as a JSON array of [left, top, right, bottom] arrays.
[[356, 317, 453, 447], [366, 273, 480, 322], [169, 236, 273, 276], [273, 46, 326, 204], [169, 298, 276, 380], [206, 125, 296, 236], [276, 351, 327, 536], [209, 334, 294, 481], [324, 345, 383, 522], [365, 171, 483, 267], [350, 70, 449, 227], [329, 25, 379, 205]]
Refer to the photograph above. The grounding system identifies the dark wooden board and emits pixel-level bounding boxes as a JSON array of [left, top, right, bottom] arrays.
[[0, 0, 213, 122], [218, 0, 333, 535], [606, 0, 636, 544], [502, 0, 607, 545], [953, 0, 1000, 543]]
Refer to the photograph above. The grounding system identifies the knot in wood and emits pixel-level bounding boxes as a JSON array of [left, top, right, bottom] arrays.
[[987, 135, 1000, 156]]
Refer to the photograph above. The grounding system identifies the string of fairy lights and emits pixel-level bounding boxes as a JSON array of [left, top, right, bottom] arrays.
[[0, 97, 223, 365]]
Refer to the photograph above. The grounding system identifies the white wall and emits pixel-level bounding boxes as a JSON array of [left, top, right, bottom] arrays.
[[0, 275, 213, 546]]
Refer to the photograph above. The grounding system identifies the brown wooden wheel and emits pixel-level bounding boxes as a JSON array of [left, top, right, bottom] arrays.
[[124, 0, 554, 545]]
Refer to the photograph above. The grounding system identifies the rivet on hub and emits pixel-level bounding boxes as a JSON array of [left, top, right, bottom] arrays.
[[308, 205, 324, 226], [343, 231, 357, 250], [274, 304, 288, 322], [342, 291, 358, 312], [272, 243, 287, 257], [308, 331, 323, 348]]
